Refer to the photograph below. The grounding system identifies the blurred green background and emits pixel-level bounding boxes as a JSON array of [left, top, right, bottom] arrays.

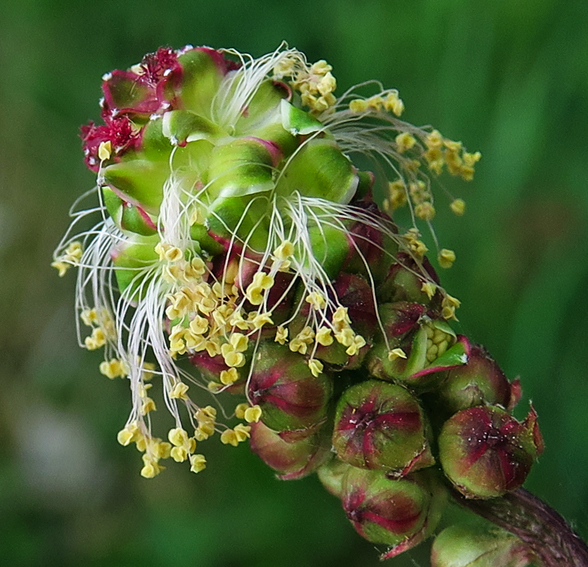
[[1, 0, 587, 565]]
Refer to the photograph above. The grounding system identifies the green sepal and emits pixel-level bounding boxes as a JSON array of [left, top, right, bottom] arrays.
[[140, 118, 174, 161], [103, 160, 168, 214], [306, 222, 350, 279], [177, 49, 224, 118], [276, 138, 358, 204], [112, 235, 160, 297], [280, 99, 323, 135], [161, 110, 222, 145], [102, 187, 157, 236], [234, 81, 290, 134], [189, 223, 224, 256], [207, 138, 275, 200]]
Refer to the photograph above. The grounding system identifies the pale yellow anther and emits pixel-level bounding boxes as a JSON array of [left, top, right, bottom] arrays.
[[384, 91, 404, 116], [333, 306, 350, 325], [308, 359, 324, 377], [234, 423, 251, 442], [346, 335, 366, 356], [438, 249, 456, 269], [81, 308, 98, 326], [140, 460, 162, 479], [388, 180, 408, 210], [442, 294, 461, 308], [195, 422, 215, 440], [349, 99, 369, 113], [425, 130, 444, 148], [85, 327, 106, 350], [154, 441, 172, 460], [415, 202, 436, 221], [117, 422, 139, 446], [98, 140, 112, 161], [52, 241, 83, 276], [388, 348, 407, 361], [245, 285, 264, 305], [317, 72, 337, 96], [224, 351, 245, 368], [235, 403, 249, 420], [229, 333, 249, 352], [306, 291, 327, 310], [315, 326, 334, 346], [275, 326, 288, 345], [250, 312, 273, 330], [170, 446, 188, 463], [421, 282, 437, 300], [169, 381, 190, 400], [450, 198, 466, 216], [99, 358, 127, 379], [244, 405, 262, 423], [141, 397, 156, 415], [205, 338, 221, 357], [207, 381, 223, 393], [220, 367, 240, 385], [189, 315, 209, 335], [220, 429, 239, 447], [395, 132, 416, 152], [335, 327, 355, 348], [274, 241, 294, 260], [189, 454, 206, 473]]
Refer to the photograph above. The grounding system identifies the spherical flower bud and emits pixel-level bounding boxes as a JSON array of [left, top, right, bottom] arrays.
[[249, 420, 330, 480], [437, 340, 514, 416], [431, 525, 540, 567], [247, 342, 333, 431], [332, 379, 434, 476], [341, 467, 446, 559], [438, 405, 544, 499], [316, 457, 355, 498]]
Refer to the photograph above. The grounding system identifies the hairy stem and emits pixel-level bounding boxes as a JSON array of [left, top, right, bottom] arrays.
[[454, 488, 588, 566]]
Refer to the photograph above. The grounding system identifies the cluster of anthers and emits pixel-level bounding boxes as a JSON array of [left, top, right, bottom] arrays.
[[52, 43, 480, 479]]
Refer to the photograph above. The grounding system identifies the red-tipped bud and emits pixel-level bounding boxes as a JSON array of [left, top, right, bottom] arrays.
[[332, 379, 434, 476], [438, 405, 544, 499], [249, 420, 330, 480], [342, 468, 446, 558], [437, 341, 513, 415], [247, 343, 333, 431], [431, 525, 541, 567]]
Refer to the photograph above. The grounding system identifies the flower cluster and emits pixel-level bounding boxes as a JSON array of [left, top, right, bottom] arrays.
[[53, 44, 541, 560]]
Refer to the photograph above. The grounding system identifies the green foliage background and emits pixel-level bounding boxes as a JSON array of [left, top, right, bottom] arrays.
[[1, 1, 587, 565]]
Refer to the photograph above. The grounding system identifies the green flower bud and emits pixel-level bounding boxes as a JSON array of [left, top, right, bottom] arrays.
[[437, 339, 514, 416], [438, 405, 544, 499], [249, 420, 330, 480], [248, 342, 333, 431], [341, 467, 446, 559], [431, 525, 541, 567], [332, 379, 434, 476], [317, 457, 355, 498]]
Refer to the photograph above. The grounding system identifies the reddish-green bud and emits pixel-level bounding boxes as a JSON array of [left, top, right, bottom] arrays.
[[439, 405, 544, 499], [247, 342, 333, 431], [332, 379, 434, 476], [341, 467, 445, 558], [437, 340, 514, 415], [317, 457, 355, 498], [249, 420, 330, 480], [431, 525, 542, 567]]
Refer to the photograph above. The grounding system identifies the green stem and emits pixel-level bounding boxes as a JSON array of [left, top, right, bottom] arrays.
[[454, 488, 588, 566]]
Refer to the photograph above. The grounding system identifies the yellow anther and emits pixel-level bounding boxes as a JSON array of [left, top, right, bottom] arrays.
[[195, 423, 215, 441], [99, 358, 127, 379], [349, 99, 369, 113], [117, 422, 139, 446], [140, 460, 162, 479], [220, 429, 239, 447], [230, 333, 249, 352], [346, 335, 366, 356], [220, 367, 240, 385], [141, 397, 156, 415], [154, 441, 172, 460], [205, 338, 221, 357], [275, 326, 288, 344], [315, 326, 333, 346], [245, 285, 264, 305], [384, 91, 404, 116], [388, 348, 407, 361], [388, 180, 408, 210], [250, 312, 273, 330], [234, 423, 251, 442], [189, 315, 209, 335], [335, 327, 355, 347], [189, 454, 207, 473], [224, 351, 245, 368], [169, 381, 190, 400], [308, 358, 324, 377], [235, 403, 249, 420], [332, 306, 350, 325], [414, 202, 436, 221], [421, 281, 437, 300], [450, 198, 466, 216], [274, 241, 294, 260], [395, 132, 416, 153], [168, 427, 191, 448], [81, 308, 98, 326], [207, 381, 223, 393], [425, 130, 444, 148], [85, 327, 106, 350], [155, 243, 184, 263], [98, 140, 112, 161], [244, 405, 262, 423], [438, 249, 456, 269], [306, 291, 327, 310]]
